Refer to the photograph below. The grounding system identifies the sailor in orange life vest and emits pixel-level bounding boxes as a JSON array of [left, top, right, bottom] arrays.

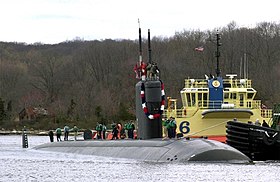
[[133, 61, 146, 80]]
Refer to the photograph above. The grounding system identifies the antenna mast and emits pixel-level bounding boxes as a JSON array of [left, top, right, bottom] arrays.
[[215, 30, 221, 77], [138, 19, 142, 67], [148, 29, 152, 64]]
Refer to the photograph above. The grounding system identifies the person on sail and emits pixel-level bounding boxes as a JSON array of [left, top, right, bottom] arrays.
[[140, 61, 147, 80], [146, 62, 159, 79], [134, 61, 146, 80], [151, 62, 160, 79]]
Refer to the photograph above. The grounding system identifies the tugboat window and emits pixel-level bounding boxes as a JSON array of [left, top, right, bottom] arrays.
[[231, 93, 237, 99], [247, 93, 254, 99], [224, 93, 229, 99]]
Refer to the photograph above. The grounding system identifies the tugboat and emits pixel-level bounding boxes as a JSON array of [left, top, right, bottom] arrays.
[[34, 27, 251, 163], [165, 31, 273, 143], [226, 106, 280, 161]]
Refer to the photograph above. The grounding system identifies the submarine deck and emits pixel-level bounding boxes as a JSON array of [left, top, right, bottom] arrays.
[[34, 138, 251, 163]]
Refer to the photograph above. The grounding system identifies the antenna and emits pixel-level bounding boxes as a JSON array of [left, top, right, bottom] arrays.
[[138, 19, 142, 73], [215, 30, 221, 77], [148, 29, 152, 64], [244, 53, 246, 79]]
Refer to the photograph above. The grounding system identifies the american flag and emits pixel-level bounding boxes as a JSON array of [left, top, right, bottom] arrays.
[[194, 47, 204, 52]]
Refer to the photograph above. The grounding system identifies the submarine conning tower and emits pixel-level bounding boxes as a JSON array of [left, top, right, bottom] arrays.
[[136, 80, 163, 139], [135, 28, 164, 140]]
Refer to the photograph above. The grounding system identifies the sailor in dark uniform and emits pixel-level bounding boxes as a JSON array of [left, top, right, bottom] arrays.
[[262, 120, 269, 127], [48, 130, 54, 142], [112, 125, 119, 140]]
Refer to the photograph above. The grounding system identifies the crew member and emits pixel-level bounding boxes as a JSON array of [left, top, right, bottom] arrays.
[[111, 125, 119, 140], [168, 117, 177, 138], [162, 118, 169, 139], [72, 125, 79, 141], [55, 127, 62, 142], [96, 123, 102, 139], [48, 130, 54, 142], [102, 123, 107, 139], [262, 120, 269, 127], [64, 125, 70, 141]]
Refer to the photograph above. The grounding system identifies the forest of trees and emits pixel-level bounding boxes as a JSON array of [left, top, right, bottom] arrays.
[[0, 21, 280, 130]]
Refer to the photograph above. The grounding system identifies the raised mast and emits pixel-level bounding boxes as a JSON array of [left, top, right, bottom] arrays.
[[138, 19, 142, 67], [148, 29, 152, 64], [138, 19, 143, 79], [215, 31, 221, 77]]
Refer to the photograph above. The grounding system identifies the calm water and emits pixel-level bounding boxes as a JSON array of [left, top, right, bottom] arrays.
[[0, 135, 280, 182]]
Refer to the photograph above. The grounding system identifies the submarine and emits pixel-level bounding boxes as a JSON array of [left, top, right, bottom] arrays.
[[34, 26, 251, 163]]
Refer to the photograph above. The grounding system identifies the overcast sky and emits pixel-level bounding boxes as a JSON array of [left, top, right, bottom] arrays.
[[1, 0, 279, 44]]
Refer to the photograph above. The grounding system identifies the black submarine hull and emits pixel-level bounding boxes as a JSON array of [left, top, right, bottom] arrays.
[[34, 138, 251, 163]]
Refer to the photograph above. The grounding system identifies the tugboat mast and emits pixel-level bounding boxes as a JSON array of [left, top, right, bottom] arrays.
[[216, 31, 221, 77]]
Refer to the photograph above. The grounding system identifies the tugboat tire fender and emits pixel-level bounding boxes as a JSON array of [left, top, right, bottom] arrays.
[[263, 132, 278, 146]]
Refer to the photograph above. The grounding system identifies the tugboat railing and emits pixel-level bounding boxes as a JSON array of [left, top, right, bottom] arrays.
[[165, 100, 273, 118], [184, 78, 253, 88]]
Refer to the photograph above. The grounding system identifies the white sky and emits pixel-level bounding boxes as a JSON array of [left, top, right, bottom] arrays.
[[0, 0, 279, 44]]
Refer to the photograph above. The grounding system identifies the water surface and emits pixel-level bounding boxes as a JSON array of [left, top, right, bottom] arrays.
[[0, 135, 279, 182]]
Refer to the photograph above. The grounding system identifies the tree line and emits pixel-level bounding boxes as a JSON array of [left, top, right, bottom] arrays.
[[0, 21, 280, 130]]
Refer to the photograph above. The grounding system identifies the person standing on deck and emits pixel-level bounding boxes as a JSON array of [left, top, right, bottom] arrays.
[[55, 127, 62, 142], [262, 120, 269, 127], [162, 118, 169, 139], [166, 117, 172, 138], [48, 130, 54, 142], [96, 123, 102, 139], [124, 122, 129, 139], [255, 119, 261, 126], [72, 125, 79, 141], [167, 117, 176, 138], [64, 125, 70, 141], [111, 125, 119, 140], [170, 117, 177, 138], [127, 121, 135, 139], [102, 123, 107, 139]]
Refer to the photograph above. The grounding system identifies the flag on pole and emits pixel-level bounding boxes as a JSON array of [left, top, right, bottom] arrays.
[[134, 63, 140, 79], [194, 47, 204, 52]]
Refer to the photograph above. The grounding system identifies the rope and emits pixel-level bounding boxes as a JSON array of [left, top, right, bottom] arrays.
[[186, 120, 229, 137]]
